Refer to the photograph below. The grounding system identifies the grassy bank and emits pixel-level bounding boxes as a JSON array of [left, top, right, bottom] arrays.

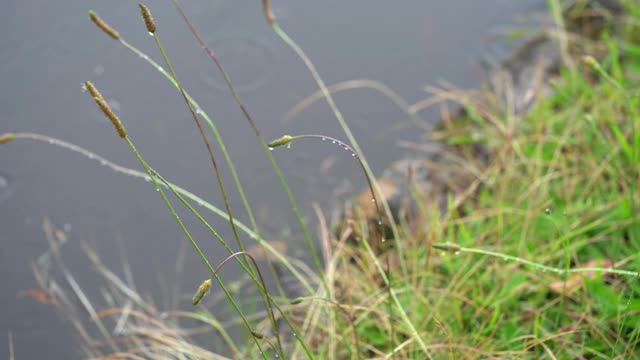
[[316, 2, 640, 358], [3, 1, 640, 359]]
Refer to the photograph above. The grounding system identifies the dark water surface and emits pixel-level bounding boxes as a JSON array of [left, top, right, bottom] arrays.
[[1, 1, 542, 358]]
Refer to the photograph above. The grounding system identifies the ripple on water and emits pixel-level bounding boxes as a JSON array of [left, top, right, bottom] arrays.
[[199, 34, 274, 94], [0, 171, 12, 203]]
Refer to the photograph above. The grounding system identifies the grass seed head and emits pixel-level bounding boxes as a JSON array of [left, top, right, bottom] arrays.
[[268, 135, 293, 148], [88, 10, 120, 40], [138, 3, 156, 34], [192, 278, 212, 305], [84, 81, 127, 138], [0, 133, 15, 145]]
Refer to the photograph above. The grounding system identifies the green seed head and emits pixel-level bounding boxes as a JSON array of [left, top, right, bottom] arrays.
[[581, 55, 597, 68], [432, 242, 461, 253], [268, 135, 293, 148], [192, 278, 212, 305], [0, 133, 15, 145]]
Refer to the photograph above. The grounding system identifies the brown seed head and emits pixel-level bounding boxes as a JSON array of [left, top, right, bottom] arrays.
[[0, 133, 15, 145], [138, 3, 156, 34], [88, 10, 120, 40], [82, 80, 102, 99], [84, 81, 127, 138]]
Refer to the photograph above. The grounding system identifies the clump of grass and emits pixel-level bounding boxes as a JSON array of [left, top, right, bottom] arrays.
[[305, 3, 640, 358]]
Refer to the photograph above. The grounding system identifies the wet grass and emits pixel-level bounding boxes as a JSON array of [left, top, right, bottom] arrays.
[[310, 4, 640, 358], [3, 1, 640, 359]]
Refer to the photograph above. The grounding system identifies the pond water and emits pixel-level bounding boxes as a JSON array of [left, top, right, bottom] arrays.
[[0, 0, 543, 358]]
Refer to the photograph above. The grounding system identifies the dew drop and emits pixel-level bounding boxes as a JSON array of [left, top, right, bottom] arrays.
[[377, 220, 382, 225], [321, 137, 326, 141], [371, 198, 376, 203], [351, 153, 356, 157], [148, 32, 154, 36], [286, 143, 291, 149], [545, 208, 551, 215], [268, 147, 274, 151], [454, 251, 460, 255], [331, 141, 336, 144]]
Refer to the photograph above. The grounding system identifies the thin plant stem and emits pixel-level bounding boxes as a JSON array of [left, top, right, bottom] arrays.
[[291, 296, 361, 360], [262, 12, 412, 349], [169, 0, 325, 289], [433, 243, 640, 277], [147, 21, 248, 270], [9, 132, 314, 356], [118, 38, 260, 239], [357, 221, 432, 358], [264, 12, 407, 277], [270, 133, 395, 358], [206, 251, 285, 359], [272, 134, 383, 227], [9, 132, 313, 292], [124, 136, 267, 358]]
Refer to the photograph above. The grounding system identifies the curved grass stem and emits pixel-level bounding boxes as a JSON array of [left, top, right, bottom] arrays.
[[434, 242, 640, 277], [267, 21, 407, 277], [123, 136, 267, 358], [169, 0, 325, 293], [10, 132, 314, 357], [146, 20, 249, 274]]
